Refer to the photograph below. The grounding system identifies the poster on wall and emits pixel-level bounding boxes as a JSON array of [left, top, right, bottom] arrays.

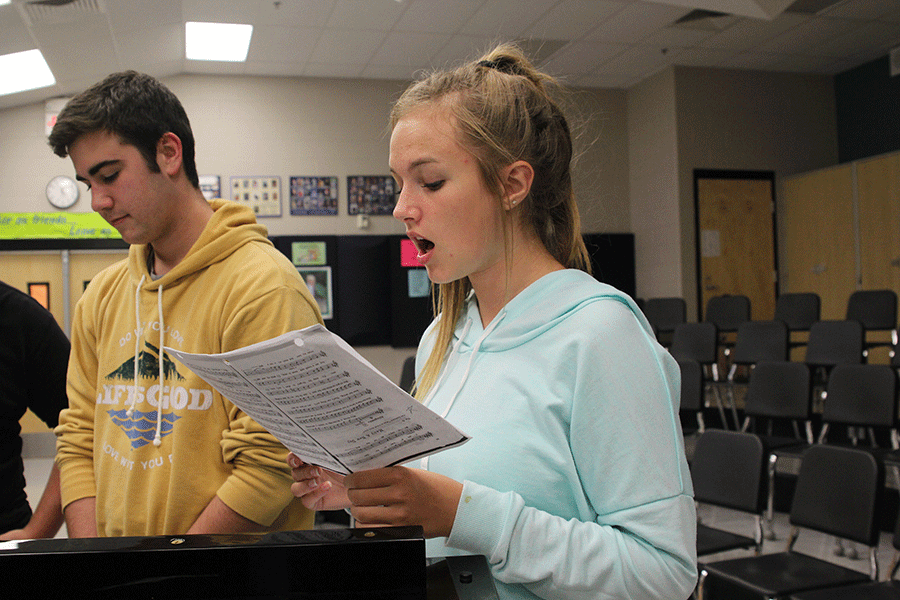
[[298, 266, 333, 320], [199, 175, 221, 200], [230, 176, 282, 217], [347, 175, 395, 216], [28, 282, 50, 310], [290, 176, 338, 216], [291, 241, 327, 266]]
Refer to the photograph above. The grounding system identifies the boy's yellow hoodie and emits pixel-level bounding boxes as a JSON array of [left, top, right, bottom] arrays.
[[56, 200, 322, 536]]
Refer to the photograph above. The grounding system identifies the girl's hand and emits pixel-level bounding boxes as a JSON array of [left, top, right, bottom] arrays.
[[287, 454, 350, 511], [344, 466, 463, 538]]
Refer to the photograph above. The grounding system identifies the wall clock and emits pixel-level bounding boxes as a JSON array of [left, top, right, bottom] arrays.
[[46, 175, 80, 209]]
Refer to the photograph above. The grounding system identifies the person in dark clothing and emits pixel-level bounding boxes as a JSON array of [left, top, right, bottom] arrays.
[[0, 280, 70, 540]]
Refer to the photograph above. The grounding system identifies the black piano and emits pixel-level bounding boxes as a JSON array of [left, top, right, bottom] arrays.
[[0, 526, 498, 599]]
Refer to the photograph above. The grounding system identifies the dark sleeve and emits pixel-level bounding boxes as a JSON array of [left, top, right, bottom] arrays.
[[17, 295, 71, 428]]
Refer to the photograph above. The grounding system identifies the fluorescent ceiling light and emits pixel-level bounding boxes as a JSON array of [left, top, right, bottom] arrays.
[[0, 1, 11, 5], [0, 49, 56, 96], [185, 22, 253, 62]]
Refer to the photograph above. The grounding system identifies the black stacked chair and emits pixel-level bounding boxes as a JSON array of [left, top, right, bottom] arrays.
[[678, 358, 705, 437], [644, 297, 686, 348], [846, 289, 898, 361], [697, 444, 884, 600], [725, 320, 789, 427], [789, 512, 900, 599], [705, 294, 751, 357], [804, 320, 864, 409], [740, 361, 812, 539], [766, 363, 898, 554], [741, 361, 813, 449], [692, 430, 767, 558], [670, 322, 729, 429], [399, 355, 416, 394], [774, 292, 820, 353]]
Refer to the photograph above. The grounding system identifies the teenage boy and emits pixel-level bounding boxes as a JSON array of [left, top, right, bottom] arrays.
[[49, 71, 322, 537]]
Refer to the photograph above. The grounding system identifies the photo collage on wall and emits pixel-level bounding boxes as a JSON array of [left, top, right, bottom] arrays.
[[291, 241, 332, 320], [290, 177, 338, 216], [230, 176, 282, 217], [347, 175, 395, 215]]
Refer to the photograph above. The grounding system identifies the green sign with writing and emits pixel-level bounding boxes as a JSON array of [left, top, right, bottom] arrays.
[[0, 213, 121, 240]]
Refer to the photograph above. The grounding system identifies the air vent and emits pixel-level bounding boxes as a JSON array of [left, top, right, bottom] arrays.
[[22, 0, 105, 26], [670, 9, 736, 32], [674, 9, 730, 24]]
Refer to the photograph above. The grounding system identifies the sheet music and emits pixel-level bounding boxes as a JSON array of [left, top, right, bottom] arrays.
[[165, 325, 469, 474]]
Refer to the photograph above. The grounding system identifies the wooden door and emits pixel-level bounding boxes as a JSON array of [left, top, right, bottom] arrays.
[[695, 171, 777, 321]]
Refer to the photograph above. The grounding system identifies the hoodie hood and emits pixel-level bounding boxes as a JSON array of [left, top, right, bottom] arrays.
[[419, 269, 652, 460], [126, 199, 271, 289], [453, 269, 651, 353]]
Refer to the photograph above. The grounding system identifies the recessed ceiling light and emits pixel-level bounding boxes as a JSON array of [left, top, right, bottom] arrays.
[[0, 49, 56, 96], [0, 1, 12, 6], [185, 22, 253, 62]]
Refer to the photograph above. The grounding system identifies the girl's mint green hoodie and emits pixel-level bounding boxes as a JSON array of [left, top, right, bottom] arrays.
[[415, 269, 697, 600]]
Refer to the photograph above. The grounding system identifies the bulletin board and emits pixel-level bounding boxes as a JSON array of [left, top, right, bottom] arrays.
[[230, 176, 282, 217]]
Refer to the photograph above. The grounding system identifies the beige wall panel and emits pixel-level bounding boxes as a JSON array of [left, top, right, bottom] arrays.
[[857, 152, 900, 361], [781, 165, 857, 320], [0, 252, 65, 327], [69, 251, 128, 312], [857, 152, 900, 293]]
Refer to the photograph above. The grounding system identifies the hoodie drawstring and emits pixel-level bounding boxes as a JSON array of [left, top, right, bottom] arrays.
[[154, 281, 164, 447], [127, 275, 146, 420], [421, 308, 507, 470], [129, 274, 165, 447]]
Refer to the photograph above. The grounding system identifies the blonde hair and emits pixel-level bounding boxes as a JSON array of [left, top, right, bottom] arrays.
[[392, 43, 591, 399]]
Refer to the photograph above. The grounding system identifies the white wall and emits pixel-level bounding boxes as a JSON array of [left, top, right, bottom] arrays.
[[625, 65, 839, 319], [627, 68, 682, 304]]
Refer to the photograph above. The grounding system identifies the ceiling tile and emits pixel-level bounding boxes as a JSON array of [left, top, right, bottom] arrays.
[[458, 0, 559, 38], [303, 61, 366, 79], [106, 0, 181, 32], [428, 34, 495, 67], [672, 46, 739, 67], [256, 0, 337, 27], [541, 41, 630, 77], [181, 0, 261, 24], [308, 28, 387, 65], [819, 0, 900, 21], [0, 0, 897, 108], [394, 0, 484, 34], [596, 44, 681, 76], [698, 12, 810, 50], [116, 24, 184, 71], [585, 2, 692, 44], [757, 16, 868, 55], [0, 7, 34, 55], [814, 20, 900, 58], [248, 25, 321, 64], [370, 31, 451, 66], [524, 0, 624, 40], [641, 25, 716, 48], [718, 50, 788, 70], [324, 0, 407, 30]]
